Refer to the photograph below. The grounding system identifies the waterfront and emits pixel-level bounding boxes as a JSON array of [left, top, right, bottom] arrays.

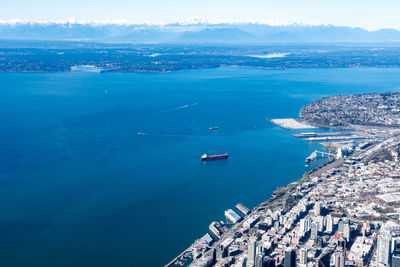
[[1, 68, 400, 266]]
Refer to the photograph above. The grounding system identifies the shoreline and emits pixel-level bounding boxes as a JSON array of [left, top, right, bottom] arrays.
[[166, 145, 334, 267], [3, 65, 400, 75], [173, 88, 400, 266], [166, 112, 347, 266]]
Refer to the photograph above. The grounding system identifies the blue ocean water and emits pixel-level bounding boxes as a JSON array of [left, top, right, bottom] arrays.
[[0, 67, 400, 266]]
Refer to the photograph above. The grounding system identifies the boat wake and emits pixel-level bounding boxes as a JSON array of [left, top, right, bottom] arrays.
[[137, 102, 198, 137], [137, 131, 190, 137], [159, 102, 198, 113]]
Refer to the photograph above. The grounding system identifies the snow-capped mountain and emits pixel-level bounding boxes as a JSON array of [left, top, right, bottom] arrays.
[[1, 19, 400, 43]]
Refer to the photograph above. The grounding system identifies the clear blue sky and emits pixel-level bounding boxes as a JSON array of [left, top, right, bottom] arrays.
[[1, 0, 399, 30]]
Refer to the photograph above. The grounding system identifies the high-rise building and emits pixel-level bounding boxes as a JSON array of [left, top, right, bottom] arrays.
[[343, 223, 351, 242], [311, 221, 319, 240], [334, 249, 345, 267], [235, 255, 247, 267], [338, 221, 344, 233], [299, 218, 310, 234], [314, 201, 321, 216], [325, 214, 333, 233], [392, 243, 400, 267], [337, 237, 347, 251], [377, 230, 392, 267], [247, 238, 257, 267], [316, 216, 324, 232], [255, 251, 265, 267], [299, 248, 308, 265], [284, 248, 296, 267]]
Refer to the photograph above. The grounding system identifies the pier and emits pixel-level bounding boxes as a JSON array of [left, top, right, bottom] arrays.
[[305, 150, 336, 163], [164, 247, 191, 267], [292, 131, 356, 138], [303, 135, 364, 142]]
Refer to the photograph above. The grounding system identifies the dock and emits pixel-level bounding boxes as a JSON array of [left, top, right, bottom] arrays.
[[164, 246, 191, 267], [235, 203, 250, 216], [305, 150, 318, 163], [292, 131, 356, 138], [303, 135, 364, 142]]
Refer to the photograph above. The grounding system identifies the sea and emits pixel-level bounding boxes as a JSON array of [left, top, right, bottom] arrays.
[[1, 67, 400, 266]]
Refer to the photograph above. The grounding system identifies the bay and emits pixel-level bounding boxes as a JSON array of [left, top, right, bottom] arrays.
[[0, 67, 400, 266]]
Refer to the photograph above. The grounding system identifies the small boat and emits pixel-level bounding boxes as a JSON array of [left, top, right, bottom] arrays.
[[209, 127, 219, 130], [201, 153, 228, 161]]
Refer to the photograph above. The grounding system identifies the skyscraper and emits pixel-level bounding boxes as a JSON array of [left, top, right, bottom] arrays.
[[236, 255, 247, 267], [338, 221, 344, 233], [299, 248, 308, 265], [314, 201, 321, 216], [316, 216, 324, 232], [334, 249, 345, 267], [247, 238, 257, 267], [343, 223, 351, 242], [299, 218, 310, 234], [377, 230, 392, 267], [255, 251, 265, 267], [284, 248, 296, 267], [311, 221, 319, 240], [325, 214, 333, 233], [255, 244, 264, 264], [392, 243, 400, 267], [337, 237, 347, 251]]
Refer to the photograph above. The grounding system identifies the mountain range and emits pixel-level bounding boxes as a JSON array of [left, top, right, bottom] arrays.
[[1, 20, 400, 44]]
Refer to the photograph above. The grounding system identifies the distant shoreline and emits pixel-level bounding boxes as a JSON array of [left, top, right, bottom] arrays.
[[1, 65, 400, 75], [2, 44, 400, 73]]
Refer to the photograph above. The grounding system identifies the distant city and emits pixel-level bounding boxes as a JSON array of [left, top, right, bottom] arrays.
[[1, 41, 400, 73]]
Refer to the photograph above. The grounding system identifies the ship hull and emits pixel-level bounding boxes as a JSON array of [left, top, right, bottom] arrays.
[[201, 154, 228, 161]]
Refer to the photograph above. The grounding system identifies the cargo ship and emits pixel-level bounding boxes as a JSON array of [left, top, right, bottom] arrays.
[[201, 153, 228, 161]]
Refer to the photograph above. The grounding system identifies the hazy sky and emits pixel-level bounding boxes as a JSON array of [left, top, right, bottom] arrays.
[[1, 0, 399, 30]]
